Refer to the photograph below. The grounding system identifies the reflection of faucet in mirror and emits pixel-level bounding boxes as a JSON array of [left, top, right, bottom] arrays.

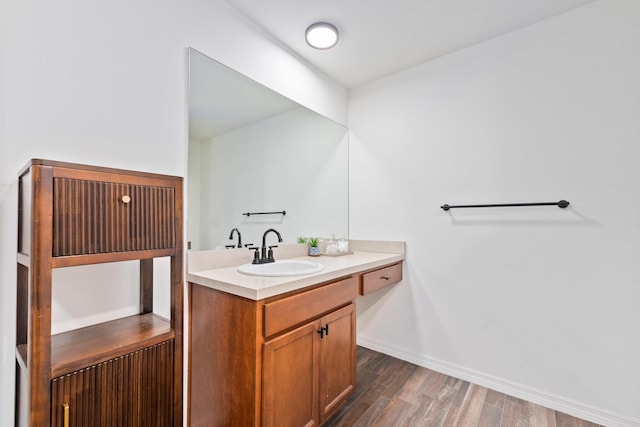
[[253, 228, 283, 264], [229, 227, 242, 249]]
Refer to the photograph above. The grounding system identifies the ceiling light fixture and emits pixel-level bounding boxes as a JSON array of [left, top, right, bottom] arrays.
[[305, 22, 339, 50]]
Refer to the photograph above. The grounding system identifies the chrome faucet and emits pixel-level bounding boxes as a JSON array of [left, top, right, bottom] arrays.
[[252, 228, 283, 264], [228, 227, 242, 249]]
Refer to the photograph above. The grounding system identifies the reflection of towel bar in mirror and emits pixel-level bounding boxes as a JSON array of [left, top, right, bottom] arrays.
[[242, 210, 287, 217], [441, 200, 569, 211]]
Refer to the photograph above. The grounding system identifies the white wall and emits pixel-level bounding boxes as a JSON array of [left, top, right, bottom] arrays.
[[0, 0, 346, 424], [350, 1, 640, 425], [193, 107, 349, 251], [4, 0, 638, 425]]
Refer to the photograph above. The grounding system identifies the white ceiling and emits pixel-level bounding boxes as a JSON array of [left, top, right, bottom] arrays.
[[226, 0, 596, 88]]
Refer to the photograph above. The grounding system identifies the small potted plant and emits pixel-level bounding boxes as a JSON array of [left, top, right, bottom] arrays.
[[308, 237, 320, 256]]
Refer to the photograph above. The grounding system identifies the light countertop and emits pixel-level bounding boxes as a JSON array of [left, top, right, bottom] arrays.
[[187, 240, 405, 300]]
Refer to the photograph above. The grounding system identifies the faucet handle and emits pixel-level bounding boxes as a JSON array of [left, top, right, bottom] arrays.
[[267, 245, 278, 261], [248, 246, 260, 264]]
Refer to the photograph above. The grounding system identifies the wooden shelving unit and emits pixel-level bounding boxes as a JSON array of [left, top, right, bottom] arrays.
[[15, 159, 183, 427]]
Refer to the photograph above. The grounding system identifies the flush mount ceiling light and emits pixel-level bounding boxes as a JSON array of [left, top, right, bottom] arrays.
[[305, 22, 339, 50]]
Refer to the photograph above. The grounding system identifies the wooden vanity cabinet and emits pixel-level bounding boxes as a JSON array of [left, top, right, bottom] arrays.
[[15, 159, 183, 427], [189, 276, 358, 427], [262, 303, 355, 427]]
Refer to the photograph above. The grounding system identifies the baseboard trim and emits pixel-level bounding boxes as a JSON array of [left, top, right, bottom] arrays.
[[356, 336, 639, 427]]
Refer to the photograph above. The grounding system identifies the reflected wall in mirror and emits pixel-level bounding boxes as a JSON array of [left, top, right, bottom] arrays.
[[188, 48, 349, 251]]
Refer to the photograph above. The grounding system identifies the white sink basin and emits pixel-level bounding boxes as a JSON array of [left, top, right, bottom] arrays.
[[238, 260, 324, 277]]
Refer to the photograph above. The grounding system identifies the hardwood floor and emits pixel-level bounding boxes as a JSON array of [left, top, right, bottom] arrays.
[[325, 346, 602, 427]]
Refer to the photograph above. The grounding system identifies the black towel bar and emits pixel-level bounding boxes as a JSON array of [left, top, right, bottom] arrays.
[[242, 210, 286, 217], [441, 200, 569, 211]]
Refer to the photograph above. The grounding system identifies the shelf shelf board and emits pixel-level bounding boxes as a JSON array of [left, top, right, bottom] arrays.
[[50, 313, 174, 378], [51, 249, 177, 268]]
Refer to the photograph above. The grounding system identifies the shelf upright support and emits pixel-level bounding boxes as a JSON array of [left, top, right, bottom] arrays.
[[170, 178, 184, 425], [26, 164, 54, 427]]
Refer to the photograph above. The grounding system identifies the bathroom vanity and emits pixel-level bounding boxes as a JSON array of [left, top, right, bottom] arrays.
[[187, 241, 404, 426]]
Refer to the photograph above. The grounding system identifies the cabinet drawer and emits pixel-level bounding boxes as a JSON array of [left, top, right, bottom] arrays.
[[53, 178, 176, 256], [263, 276, 358, 337], [361, 262, 403, 295]]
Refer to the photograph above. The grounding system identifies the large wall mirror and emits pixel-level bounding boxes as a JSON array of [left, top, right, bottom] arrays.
[[187, 48, 349, 251]]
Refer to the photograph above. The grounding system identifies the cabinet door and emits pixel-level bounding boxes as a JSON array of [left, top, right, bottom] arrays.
[[318, 303, 356, 421], [50, 341, 174, 427], [263, 322, 320, 427], [52, 177, 176, 256]]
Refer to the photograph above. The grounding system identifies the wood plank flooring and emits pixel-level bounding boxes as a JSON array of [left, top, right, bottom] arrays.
[[325, 346, 602, 427]]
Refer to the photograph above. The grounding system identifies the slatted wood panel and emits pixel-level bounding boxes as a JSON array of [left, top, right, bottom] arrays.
[[326, 346, 604, 427], [50, 340, 174, 427], [53, 178, 175, 256]]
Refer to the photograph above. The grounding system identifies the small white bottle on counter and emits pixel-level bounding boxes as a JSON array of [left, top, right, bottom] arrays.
[[338, 236, 349, 253], [326, 234, 338, 255]]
